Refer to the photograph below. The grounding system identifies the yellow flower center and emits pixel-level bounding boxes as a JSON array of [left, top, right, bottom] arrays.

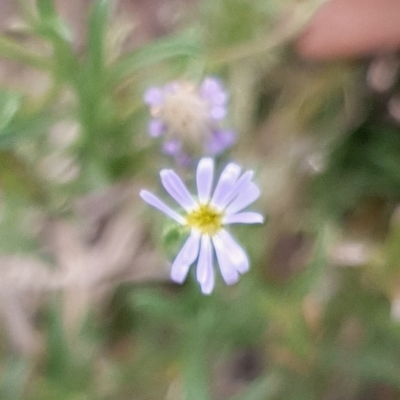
[[186, 204, 223, 236]]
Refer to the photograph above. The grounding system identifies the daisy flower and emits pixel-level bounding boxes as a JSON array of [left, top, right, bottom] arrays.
[[140, 157, 264, 294], [144, 78, 236, 165]]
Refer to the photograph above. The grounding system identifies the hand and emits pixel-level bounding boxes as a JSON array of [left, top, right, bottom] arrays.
[[296, 0, 400, 59]]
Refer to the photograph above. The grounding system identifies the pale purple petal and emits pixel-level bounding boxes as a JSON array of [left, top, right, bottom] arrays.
[[210, 106, 227, 120], [218, 170, 253, 209], [211, 163, 241, 208], [205, 129, 236, 155], [170, 257, 190, 284], [174, 152, 192, 168], [223, 212, 264, 225], [200, 78, 227, 105], [140, 190, 185, 224], [197, 234, 215, 295], [170, 230, 201, 283], [201, 262, 215, 295], [218, 230, 249, 274], [163, 139, 191, 166], [148, 119, 165, 137], [196, 235, 213, 285], [212, 235, 239, 285], [144, 87, 164, 106], [196, 158, 214, 203], [225, 183, 260, 215], [163, 139, 181, 156], [160, 169, 197, 211], [164, 82, 179, 94]]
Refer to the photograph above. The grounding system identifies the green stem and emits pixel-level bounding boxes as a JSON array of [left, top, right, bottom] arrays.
[[182, 333, 212, 400]]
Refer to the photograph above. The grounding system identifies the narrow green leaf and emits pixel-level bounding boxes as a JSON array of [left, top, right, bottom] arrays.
[[0, 90, 22, 131], [36, 0, 57, 19], [32, 15, 72, 44], [33, 0, 74, 54], [87, 0, 111, 78], [0, 112, 55, 149], [0, 35, 52, 70], [110, 28, 202, 82], [46, 304, 70, 381]]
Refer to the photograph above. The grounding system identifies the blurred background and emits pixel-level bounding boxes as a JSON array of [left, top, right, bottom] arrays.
[[1, 0, 400, 399]]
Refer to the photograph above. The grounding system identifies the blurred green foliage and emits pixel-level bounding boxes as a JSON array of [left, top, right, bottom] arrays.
[[1, 0, 400, 399]]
